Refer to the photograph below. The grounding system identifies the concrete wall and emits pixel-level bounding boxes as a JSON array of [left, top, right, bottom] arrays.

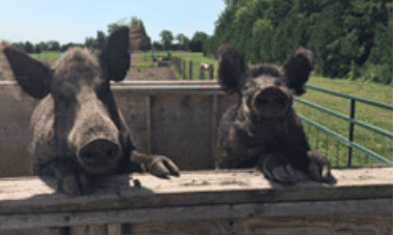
[[0, 81, 238, 177]]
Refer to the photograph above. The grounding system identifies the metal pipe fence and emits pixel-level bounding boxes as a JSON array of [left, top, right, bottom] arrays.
[[294, 84, 393, 167]]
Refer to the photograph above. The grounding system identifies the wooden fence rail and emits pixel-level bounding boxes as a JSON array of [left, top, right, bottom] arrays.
[[1, 167, 392, 234]]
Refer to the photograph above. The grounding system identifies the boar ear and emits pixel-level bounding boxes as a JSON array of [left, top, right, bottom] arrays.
[[283, 46, 314, 96], [217, 44, 247, 94], [4, 46, 51, 99], [100, 26, 130, 82]]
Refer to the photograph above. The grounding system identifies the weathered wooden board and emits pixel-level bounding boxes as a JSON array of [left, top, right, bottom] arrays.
[[122, 213, 392, 235], [0, 167, 392, 233]]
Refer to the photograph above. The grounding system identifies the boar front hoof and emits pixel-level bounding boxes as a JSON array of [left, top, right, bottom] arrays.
[[148, 155, 180, 179], [259, 153, 309, 184], [307, 150, 332, 183]]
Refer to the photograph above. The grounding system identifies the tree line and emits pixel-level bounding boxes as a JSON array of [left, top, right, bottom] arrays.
[[203, 0, 392, 84], [11, 15, 211, 55]]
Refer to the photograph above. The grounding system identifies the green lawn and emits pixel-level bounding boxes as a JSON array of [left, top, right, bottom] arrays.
[[30, 51, 62, 61], [38, 50, 393, 168]]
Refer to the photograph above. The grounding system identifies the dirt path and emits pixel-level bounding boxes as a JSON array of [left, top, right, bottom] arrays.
[[125, 54, 178, 81]]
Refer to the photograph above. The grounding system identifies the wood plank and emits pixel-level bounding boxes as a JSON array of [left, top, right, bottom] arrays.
[[69, 224, 106, 235], [210, 94, 218, 168], [123, 212, 392, 235], [0, 198, 390, 230], [145, 95, 151, 155], [0, 167, 392, 215], [0, 227, 63, 235], [107, 224, 121, 235]]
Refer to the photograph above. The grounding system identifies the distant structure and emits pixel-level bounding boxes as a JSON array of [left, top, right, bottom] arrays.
[[129, 21, 151, 53]]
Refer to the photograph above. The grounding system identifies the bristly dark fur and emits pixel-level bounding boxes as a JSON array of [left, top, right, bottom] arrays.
[[216, 44, 332, 184], [4, 27, 179, 196]]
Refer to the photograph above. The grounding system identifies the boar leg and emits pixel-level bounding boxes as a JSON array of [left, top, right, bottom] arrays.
[[37, 158, 94, 196]]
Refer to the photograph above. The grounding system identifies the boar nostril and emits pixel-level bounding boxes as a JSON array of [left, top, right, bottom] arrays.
[[255, 95, 268, 107], [255, 88, 287, 108], [105, 148, 118, 158], [79, 140, 119, 163]]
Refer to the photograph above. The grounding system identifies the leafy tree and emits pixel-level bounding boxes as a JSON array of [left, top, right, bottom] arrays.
[[24, 41, 34, 53], [189, 31, 209, 52], [95, 30, 107, 50], [152, 41, 163, 50], [159, 30, 174, 50], [12, 42, 25, 50], [249, 18, 274, 64], [60, 42, 76, 52], [96, 30, 106, 40], [107, 23, 121, 36], [47, 41, 60, 51], [34, 44, 42, 53], [36, 41, 49, 51], [175, 33, 190, 50], [84, 37, 96, 50], [305, 0, 392, 78], [131, 15, 142, 24]]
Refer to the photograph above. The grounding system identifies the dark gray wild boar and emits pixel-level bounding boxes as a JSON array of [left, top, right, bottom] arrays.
[[216, 44, 332, 184], [4, 27, 179, 196]]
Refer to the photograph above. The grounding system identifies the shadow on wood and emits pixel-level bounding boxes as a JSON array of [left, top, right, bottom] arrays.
[[0, 166, 392, 234]]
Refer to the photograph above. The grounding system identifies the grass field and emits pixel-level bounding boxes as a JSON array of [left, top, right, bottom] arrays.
[[37, 50, 393, 168], [31, 51, 62, 61], [296, 75, 392, 167]]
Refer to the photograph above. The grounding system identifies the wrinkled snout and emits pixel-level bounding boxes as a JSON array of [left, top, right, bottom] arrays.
[[69, 103, 122, 174], [252, 87, 290, 118], [79, 139, 120, 174]]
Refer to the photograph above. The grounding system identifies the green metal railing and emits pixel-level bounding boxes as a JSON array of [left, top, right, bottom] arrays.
[[294, 84, 393, 167]]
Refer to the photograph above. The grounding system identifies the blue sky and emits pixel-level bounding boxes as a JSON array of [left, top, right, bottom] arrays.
[[1, 0, 226, 45]]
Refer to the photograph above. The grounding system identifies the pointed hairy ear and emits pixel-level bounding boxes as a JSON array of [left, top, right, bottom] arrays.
[[100, 26, 130, 82], [217, 44, 247, 94], [283, 46, 314, 96], [4, 46, 51, 99]]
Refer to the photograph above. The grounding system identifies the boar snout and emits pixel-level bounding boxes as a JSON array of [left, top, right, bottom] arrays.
[[252, 87, 289, 118], [79, 139, 120, 174], [69, 107, 122, 174]]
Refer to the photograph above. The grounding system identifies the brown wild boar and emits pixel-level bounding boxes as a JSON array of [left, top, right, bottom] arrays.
[[4, 27, 179, 196], [216, 44, 332, 184]]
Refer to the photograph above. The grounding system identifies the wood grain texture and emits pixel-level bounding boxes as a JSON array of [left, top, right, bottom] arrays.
[[1, 198, 390, 230], [123, 213, 392, 235], [0, 168, 392, 214], [0, 167, 392, 233]]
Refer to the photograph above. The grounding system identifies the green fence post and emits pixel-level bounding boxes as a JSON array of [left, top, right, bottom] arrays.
[[189, 61, 193, 80], [347, 99, 356, 167], [181, 60, 185, 79], [209, 64, 214, 80]]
